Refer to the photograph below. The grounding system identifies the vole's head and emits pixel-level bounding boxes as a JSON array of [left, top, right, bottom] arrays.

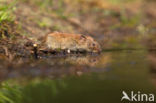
[[88, 39, 101, 53], [81, 35, 101, 53]]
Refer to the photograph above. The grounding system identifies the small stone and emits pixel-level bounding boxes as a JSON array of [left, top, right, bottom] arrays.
[[33, 44, 37, 47], [67, 49, 70, 53]]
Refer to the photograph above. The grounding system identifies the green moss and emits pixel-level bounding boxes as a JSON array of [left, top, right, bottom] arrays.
[[0, 2, 16, 23], [0, 1, 17, 39], [0, 79, 67, 103]]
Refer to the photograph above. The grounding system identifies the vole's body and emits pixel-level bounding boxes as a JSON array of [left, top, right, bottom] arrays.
[[42, 32, 101, 53]]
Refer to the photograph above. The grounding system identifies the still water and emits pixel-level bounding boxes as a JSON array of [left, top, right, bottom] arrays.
[[0, 50, 156, 103]]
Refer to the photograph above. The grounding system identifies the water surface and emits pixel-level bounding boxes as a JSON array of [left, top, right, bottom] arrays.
[[0, 50, 156, 103]]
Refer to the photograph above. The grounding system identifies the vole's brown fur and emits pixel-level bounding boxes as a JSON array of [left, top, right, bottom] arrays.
[[40, 32, 101, 53]]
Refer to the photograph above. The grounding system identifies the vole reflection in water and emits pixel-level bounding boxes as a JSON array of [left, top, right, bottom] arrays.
[[0, 53, 112, 80]]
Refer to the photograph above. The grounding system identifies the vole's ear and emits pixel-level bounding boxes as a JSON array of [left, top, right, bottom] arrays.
[[80, 35, 86, 40]]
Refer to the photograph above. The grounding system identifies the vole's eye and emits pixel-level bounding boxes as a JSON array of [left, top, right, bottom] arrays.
[[92, 43, 96, 47]]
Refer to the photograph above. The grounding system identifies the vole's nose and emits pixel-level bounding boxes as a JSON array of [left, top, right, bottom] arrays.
[[93, 48, 101, 54]]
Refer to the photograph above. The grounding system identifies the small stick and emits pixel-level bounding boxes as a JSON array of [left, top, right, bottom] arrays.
[[3, 46, 9, 56], [33, 44, 38, 59]]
